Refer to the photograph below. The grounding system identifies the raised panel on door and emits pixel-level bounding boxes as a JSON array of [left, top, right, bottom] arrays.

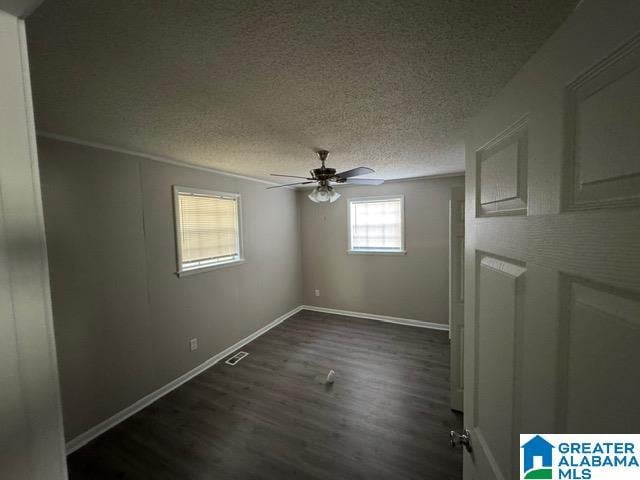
[[559, 278, 640, 433], [472, 255, 525, 480], [564, 34, 640, 210], [476, 117, 528, 217]]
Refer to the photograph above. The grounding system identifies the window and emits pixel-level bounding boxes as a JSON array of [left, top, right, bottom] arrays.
[[173, 186, 243, 275], [348, 196, 405, 254]]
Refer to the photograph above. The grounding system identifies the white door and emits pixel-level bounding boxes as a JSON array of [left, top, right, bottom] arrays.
[[449, 186, 464, 412], [462, 1, 640, 479]]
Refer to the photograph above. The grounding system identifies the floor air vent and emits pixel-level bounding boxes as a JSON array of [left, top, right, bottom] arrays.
[[225, 351, 249, 366]]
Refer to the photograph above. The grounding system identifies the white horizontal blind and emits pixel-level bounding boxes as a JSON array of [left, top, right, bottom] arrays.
[[350, 197, 403, 251], [177, 191, 240, 269]]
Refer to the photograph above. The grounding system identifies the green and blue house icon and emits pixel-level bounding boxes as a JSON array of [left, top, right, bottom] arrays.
[[521, 435, 554, 479]]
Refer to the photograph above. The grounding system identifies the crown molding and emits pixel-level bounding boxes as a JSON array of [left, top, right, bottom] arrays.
[[36, 131, 285, 187], [37, 132, 464, 188]]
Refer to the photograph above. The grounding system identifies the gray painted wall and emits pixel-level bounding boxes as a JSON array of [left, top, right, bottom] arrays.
[[39, 136, 460, 440], [299, 176, 464, 324], [38, 137, 303, 440]]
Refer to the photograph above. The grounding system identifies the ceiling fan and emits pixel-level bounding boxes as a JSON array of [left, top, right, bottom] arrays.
[[267, 150, 384, 203]]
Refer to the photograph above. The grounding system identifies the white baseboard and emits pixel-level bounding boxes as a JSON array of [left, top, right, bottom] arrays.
[[66, 304, 444, 454], [65, 305, 304, 454], [300, 305, 449, 331]]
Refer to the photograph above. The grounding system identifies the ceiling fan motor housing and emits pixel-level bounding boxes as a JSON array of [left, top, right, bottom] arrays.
[[311, 150, 336, 183], [312, 167, 336, 181]]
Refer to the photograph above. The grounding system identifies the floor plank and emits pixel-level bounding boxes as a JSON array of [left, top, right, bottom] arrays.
[[67, 310, 463, 479]]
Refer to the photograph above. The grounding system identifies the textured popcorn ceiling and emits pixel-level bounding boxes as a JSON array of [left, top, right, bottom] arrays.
[[27, 0, 578, 182]]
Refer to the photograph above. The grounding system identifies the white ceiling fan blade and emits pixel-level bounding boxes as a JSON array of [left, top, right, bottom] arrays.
[[343, 178, 384, 185], [270, 173, 314, 179], [335, 167, 375, 179], [267, 181, 315, 189]]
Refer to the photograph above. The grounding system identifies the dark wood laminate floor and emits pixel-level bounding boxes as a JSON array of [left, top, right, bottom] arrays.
[[68, 310, 463, 480]]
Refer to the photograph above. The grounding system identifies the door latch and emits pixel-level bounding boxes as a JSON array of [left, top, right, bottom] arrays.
[[450, 429, 472, 453]]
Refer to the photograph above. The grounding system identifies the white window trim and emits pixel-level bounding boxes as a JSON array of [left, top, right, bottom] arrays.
[[173, 185, 245, 277], [347, 195, 407, 255]]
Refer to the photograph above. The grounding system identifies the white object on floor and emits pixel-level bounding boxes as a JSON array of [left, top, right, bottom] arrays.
[[326, 369, 336, 384]]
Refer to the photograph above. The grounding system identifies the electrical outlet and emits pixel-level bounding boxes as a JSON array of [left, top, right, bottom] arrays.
[[315, 289, 320, 297], [190, 338, 198, 351]]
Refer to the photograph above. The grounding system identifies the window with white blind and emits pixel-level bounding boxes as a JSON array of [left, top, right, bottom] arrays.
[[348, 196, 405, 254], [173, 186, 243, 275]]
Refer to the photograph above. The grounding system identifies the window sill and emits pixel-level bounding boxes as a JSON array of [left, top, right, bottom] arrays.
[[347, 250, 407, 256], [177, 258, 245, 277]]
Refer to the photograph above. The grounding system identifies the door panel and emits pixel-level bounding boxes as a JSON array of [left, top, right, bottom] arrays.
[[564, 34, 640, 209], [476, 118, 528, 217], [463, 2, 640, 479], [561, 279, 640, 433], [449, 187, 465, 411], [474, 256, 525, 479]]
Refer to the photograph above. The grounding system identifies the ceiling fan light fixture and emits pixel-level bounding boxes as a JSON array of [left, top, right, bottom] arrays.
[[270, 149, 381, 201], [308, 185, 340, 203]]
